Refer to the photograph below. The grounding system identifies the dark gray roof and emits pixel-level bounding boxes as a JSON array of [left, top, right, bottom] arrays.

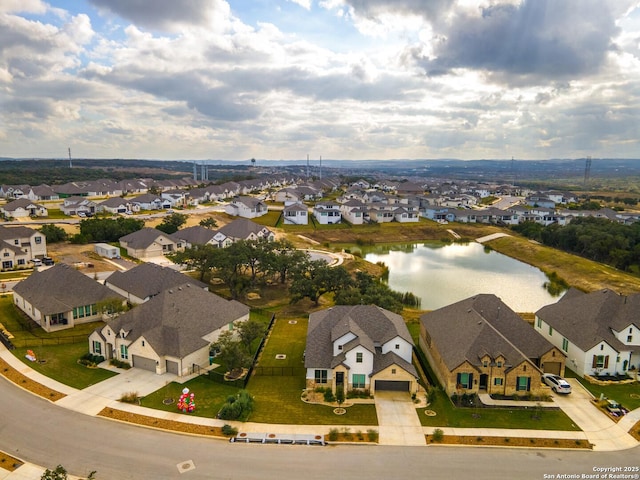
[[0, 225, 39, 241], [172, 226, 217, 245], [107, 284, 249, 358], [421, 294, 558, 372], [2, 198, 44, 211], [217, 218, 272, 241], [536, 289, 639, 352], [99, 197, 129, 208], [119, 228, 173, 249], [105, 263, 208, 301], [13, 263, 124, 314], [305, 305, 414, 369]]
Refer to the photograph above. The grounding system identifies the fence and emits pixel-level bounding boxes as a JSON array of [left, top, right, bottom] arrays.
[[11, 335, 88, 349], [252, 366, 306, 377]]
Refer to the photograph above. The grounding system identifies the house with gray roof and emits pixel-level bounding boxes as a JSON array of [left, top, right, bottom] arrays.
[[535, 289, 640, 377], [105, 263, 208, 304], [0, 225, 47, 269], [225, 196, 268, 218], [305, 305, 418, 395], [119, 228, 183, 260], [88, 284, 250, 376], [171, 225, 218, 248], [97, 197, 132, 214], [1, 198, 48, 219], [420, 294, 565, 396], [282, 203, 309, 225], [13, 263, 125, 332], [215, 218, 275, 244]]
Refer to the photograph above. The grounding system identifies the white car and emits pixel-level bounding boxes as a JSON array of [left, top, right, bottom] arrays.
[[542, 373, 572, 394]]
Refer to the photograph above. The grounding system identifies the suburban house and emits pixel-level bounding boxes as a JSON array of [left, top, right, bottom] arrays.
[[312, 202, 342, 225], [88, 284, 250, 376], [420, 294, 565, 396], [171, 226, 218, 248], [13, 263, 125, 332], [98, 197, 132, 214], [104, 262, 208, 304], [0, 225, 47, 269], [119, 228, 184, 260], [282, 203, 309, 225], [534, 289, 640, 377], [1, 199, 48, 218], [60, 196, 97, 216], [339, 200, 367, 225], [215, 218, 275, 244], [305, 305, 419, 395], [129, 194, 172, 211], [225, 196, 268, 218]]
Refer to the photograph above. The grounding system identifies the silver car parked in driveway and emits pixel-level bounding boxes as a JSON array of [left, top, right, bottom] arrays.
[[542, 373, 572, 394]]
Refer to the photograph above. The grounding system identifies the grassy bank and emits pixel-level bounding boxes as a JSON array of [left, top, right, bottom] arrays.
[[486, 235, 640, 294]]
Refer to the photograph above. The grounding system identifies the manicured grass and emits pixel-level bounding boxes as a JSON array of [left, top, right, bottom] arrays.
[[565, 369, 640, 410], [140, 375, 240, 418], [257, 316, 307, 368], [12, 343, 117, 389], [418, 388, 580, 431], [0, 271, 32, 281], [247, 375, 378, 425]]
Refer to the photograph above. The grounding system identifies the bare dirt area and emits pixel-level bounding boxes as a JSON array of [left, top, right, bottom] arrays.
[[425, 433, 593, 449], [46, 242, 118, 273]]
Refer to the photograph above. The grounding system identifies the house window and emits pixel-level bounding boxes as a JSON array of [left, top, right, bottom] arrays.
[[494, 378, 503, 386], [630, 328, 633, 334], [562, 338, 569, 352], [483, 360, 488, 368], [592, 355, 609, 369], [17, 259, 25, 265], [142, 341, 145, 347], [392, 368, 396, 375], [456, 372, 473, 389], [496, 361, 502, 368], [92, 341, 101, 355], [548, 326, 553, 335], [516, 376, 530, 392], [314, 370, 327, 384], [14, 240, 19, 245], [627, 336, 633, 343], [536, 318, 542, 328], [395, 344, 400, 350], [120, 345, 128, 360], [352, 374, 366, 389], [356, 352, 363, 363], [338, 345, 343, 351], [600, 344, 604, 351], [35, 237, 42, 244]]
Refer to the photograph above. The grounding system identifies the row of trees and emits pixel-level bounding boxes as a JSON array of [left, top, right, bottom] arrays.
[[171, 239, 420, 312], [512, 217, 640, 273]]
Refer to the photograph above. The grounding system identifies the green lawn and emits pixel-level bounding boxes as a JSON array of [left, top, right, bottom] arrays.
[[565, 370, 640, 410], [140, 376, 240, 417], [257, 316, 307, 368], [418, 388, 580, 431], [13, 343, 117, 389]]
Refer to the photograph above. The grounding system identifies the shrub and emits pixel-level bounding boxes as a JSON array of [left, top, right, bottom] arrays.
[[328, 428, 339, 441], [323, 390, 335, 403], [366, 429, 379, 442], [110, 359, 131, 369], [221, 424, 238, 437], [432, 428, 444, 443], [119, 391, 139, 404], [218, 390, 254, 420]]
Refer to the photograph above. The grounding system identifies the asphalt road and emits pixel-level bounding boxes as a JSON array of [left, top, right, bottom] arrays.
[[1, 377, 638, 480]]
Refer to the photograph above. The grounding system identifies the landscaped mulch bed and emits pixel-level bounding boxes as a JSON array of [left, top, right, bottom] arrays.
[[425, 434, 593, 449], [0, 451, 23, 472], [0, 357, 66, 401], [98, 407, 227, 438]]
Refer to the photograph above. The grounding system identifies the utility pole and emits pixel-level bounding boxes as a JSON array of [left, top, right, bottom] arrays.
[[584, 156, 592, 186], [68, 147, 72, 168]]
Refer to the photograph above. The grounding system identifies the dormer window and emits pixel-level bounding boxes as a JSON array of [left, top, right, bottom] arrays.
[[496, 361, 502, 368], [356, 352, 363, 363], [338, 345, 343, 351]]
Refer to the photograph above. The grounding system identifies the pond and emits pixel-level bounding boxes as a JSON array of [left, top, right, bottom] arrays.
[[362, 242, 562, 312]]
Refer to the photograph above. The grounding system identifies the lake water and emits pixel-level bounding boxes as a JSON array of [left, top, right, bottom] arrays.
[[363, 242, 562, 312]]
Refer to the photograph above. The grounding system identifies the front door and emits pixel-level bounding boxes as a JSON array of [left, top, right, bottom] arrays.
[[479, 374, 488, 390], [335, 372, 344, 391]]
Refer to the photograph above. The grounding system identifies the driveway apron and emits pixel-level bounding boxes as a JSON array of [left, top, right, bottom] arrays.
[[374, 391, 425, 446]]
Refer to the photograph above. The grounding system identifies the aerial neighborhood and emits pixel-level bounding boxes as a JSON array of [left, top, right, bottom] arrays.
[[0, 162, 639, 459]]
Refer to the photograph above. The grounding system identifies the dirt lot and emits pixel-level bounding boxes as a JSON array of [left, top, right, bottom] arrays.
[[46, 242, 119, 273]]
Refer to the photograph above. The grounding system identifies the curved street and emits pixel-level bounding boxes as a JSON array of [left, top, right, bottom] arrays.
[[1, 376, 639, 480]]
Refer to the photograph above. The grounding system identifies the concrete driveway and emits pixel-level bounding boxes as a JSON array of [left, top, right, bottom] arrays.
[[374, 391, 425, 446], [551, 379, 638, 451]]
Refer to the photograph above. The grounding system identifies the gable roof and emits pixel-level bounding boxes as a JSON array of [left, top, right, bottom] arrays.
[[119, 228, 174, 249], [536, 289, 639, 352], [105, 263, 208, 301], [0, 225, 40, 241], [217, 218, 271, 241], [421, 294, 559, 372], [13, 263, 124, 314], [172, 225, 217, 245], [2, 198, 45, 211], [305, 305, 415, 370], [107, 284, 249, 357]]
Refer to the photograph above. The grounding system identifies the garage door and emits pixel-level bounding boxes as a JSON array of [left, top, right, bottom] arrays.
[[132, 355, 156, 372], [375, 380, 410, 391], [166, 360, 179, 375], [544, 362, 562, 375]]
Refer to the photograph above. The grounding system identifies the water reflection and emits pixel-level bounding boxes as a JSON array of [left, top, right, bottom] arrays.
[[363, 242, 563, 312]]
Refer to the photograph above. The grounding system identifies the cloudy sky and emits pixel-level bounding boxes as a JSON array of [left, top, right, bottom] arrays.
[[1, 0, 639, 161]]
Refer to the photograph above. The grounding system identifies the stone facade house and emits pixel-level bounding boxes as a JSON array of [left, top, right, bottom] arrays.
[[420, 294, 565, 397], [118, 228, 184, 260]]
